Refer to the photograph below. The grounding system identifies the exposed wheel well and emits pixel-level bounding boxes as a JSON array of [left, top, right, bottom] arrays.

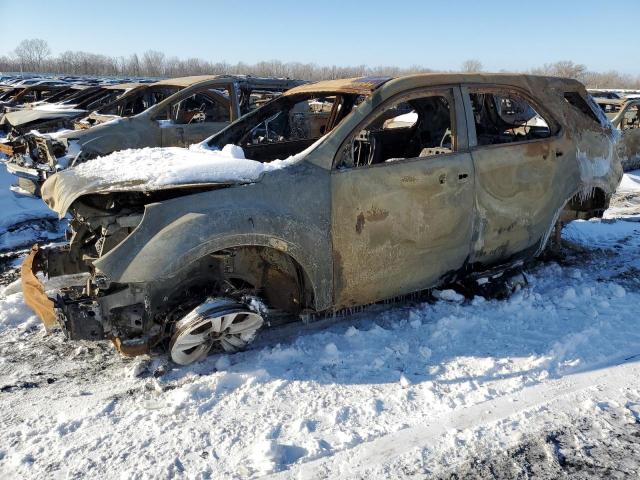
[[213, 245, 314, 314], [151, 245, 315, 324], [561, 187, 609, 222]]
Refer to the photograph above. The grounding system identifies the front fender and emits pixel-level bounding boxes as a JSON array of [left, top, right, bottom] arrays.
[[93, 163, 333, 310]]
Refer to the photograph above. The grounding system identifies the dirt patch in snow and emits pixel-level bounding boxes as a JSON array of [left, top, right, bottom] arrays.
[[438, 401, 640, 480]]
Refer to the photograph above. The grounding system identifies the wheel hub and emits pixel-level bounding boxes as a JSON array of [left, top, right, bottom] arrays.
[[169, 297, 263, 365]]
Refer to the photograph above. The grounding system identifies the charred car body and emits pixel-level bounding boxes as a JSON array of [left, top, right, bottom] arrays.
[[594, 97, 640, 171], [0, 84, 71, 112], [23, 74, 622, 364], [0, 83, 138, 138], [2, 75, 304, 195], [1, 85, 83, 116]]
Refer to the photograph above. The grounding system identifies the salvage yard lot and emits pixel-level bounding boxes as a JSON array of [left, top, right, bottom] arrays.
[[0, 172, 639, 478]]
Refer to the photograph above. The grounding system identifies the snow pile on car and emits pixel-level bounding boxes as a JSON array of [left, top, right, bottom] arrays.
[[39, 138, 328, 216], [65, 144, 298, 189]]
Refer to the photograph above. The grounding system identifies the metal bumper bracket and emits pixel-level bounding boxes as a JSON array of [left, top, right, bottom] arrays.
[[21, 245, 58, 331]]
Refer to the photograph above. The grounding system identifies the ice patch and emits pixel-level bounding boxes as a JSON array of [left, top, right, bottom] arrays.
[[433, 289, 465, 303]]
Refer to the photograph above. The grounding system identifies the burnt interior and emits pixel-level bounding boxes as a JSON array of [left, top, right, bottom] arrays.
[[169, 88, 231, 124], [342, 94, 453, 168], [96, 86, 181, 117], [470, 90, 554, 145], [208, 91, 362, 162]]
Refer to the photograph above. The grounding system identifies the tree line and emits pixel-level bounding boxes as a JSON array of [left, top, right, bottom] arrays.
[[2, 39, 639, 89]]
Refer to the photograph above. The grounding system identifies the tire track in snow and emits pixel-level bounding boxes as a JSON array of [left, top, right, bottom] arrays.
[[270, 356, 640, 479]]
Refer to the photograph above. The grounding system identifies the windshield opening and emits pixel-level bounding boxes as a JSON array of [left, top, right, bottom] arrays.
[[206, 91, 364, 163], [96, 86, 181, 116]]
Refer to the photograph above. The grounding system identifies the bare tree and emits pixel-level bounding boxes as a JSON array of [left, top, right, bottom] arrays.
[[2, 38, 640, 89], [531, 61, 587, 81], [142, 50, 165, 77], [13, 38, 51, 71], [461, 59, 483, 73], [128, 53, 141, 77]]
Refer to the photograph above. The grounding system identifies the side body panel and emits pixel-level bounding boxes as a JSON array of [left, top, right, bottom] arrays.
[[93, 161, 334, 311], [331, 152, 474, 307], [463, 85, 618, 270], [469, 138, 565, 267]]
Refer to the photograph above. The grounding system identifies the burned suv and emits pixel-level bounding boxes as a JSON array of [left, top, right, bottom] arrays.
[[23, 74, 622, 364]]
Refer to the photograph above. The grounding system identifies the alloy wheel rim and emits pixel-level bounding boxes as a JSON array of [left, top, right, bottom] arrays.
[[169, 298, 263, 365]]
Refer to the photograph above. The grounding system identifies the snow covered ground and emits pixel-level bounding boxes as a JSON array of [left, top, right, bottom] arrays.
[[0, 136, 65, 252], [0, 168, 64, 252], [605, 169, 640, 219], [0, 169, 639, 478]]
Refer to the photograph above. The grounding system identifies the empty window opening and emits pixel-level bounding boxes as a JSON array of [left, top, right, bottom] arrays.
[[338, 92, 454, 169], [470, 90, 554, 146], [171, 88, 231, 125], [240, 96, 337, 161], [597, 102, 620, 114], [238, 89, 285, 115], [563, 91, 602, 125], [616, 103, 640, 130], [97, 86, 181, 117], [206, 92, 361, 163]]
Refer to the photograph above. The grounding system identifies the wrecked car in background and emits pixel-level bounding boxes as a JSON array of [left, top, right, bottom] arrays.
[[0, 83, 138, 137], [0, 84, 71, 112], [22, 73, 622, 364], [1, 85, 83, 116], [2, 75, 304, 195], [588, 89, 625, 101], [594, 97, 640, 171]]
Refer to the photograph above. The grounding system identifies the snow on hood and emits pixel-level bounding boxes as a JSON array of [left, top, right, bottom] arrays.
[[41, 144, 302, 217], [33, 103, 82, 112]]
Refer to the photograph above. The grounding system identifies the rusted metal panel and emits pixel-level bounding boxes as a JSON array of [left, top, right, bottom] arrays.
[[111, 337, 150, 357], [330, 86, 474, 307], [469, 139, 569, 267], [332, 151, 475, 307], [21, 245, 58, 331], [285, 76, 392, 96], [90, 162, 334, 311], [0, 142, 17, 155]]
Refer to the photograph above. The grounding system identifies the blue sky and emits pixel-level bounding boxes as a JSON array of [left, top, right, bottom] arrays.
[[1, 0, 639, 75]]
